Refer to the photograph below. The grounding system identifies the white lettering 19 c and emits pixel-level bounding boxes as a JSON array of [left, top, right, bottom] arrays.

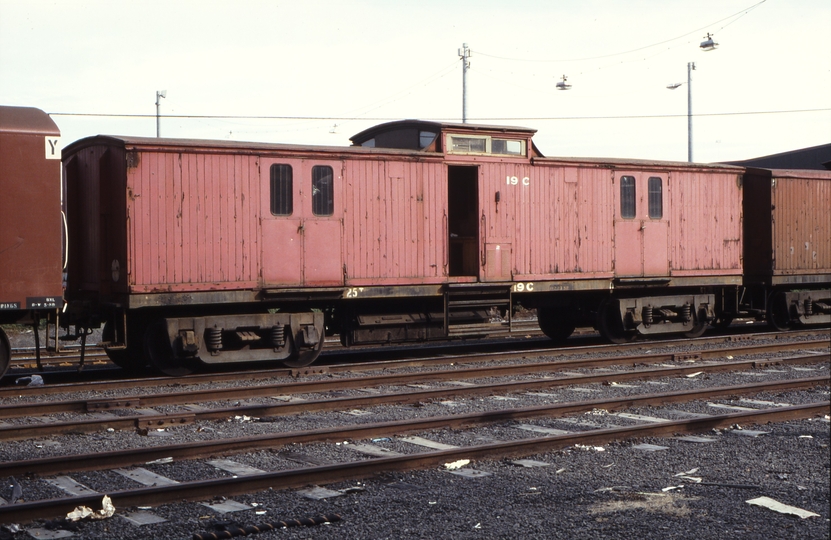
[[506, 176, 530, 186]]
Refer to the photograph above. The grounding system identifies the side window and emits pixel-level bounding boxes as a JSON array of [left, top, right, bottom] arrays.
[[311, 165, 334, 216], [450, 136, 486, 153], [620, 176, 636, 219], [270, 164, 292, 216], [419, 131, 437, 149], [648, 177, 663, 219], [492, 138, 523, 156]]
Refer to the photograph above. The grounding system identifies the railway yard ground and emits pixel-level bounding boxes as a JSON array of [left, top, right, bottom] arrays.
[[0, 324, 828, 539]]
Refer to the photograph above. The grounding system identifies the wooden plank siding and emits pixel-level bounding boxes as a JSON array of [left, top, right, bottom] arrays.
[[127, 151, 260, 291], [669, 171, 743, 275], [343, 159, 445, 283], [771, 175, 831, 275]]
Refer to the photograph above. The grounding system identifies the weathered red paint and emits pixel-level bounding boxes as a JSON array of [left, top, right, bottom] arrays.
[[743, 168, 831, 285], [62, 122, 749, 311], [0, 106, 63, 313]]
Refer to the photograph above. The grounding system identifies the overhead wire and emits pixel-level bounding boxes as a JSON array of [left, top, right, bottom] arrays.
[[47, 1, 827, 134], [49, 107, 831, 123], [473, 0, 767, 63]]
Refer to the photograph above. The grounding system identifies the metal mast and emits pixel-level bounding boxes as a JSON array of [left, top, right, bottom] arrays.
[[687, 63, 694, 162], [155, 90, 166, 138], [458, 43, 471, 123]]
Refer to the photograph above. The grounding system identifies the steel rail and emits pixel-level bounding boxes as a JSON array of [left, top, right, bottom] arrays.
[[0, 351, 827, 422], [1, 334, 827, 403], [3, 329, 826, 395], [0, 376, 826, 478], [0, 352, 826, 442], [1, 400, 827, 524]]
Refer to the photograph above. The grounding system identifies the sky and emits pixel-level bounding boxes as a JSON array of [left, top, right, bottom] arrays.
[[1, 0, 829, 163]]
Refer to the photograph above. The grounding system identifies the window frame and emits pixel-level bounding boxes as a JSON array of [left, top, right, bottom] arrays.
[[269, 163, 293, 216], [311, 165, 334, 217], [647, 176, 663, 219], [445, 134, 526, 156], [619, 175, 636, 219]]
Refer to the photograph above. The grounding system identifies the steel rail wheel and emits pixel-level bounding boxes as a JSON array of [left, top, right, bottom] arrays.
[[0, 329, 10, 379], [683, 319, 708, 338], [101, 320, 145, 371], [597, 298, 637, 344], [537, 306, 576, 343], [144, 320, 195, 376], [282, 330, 324, 368], [767, 291, 793, 331]]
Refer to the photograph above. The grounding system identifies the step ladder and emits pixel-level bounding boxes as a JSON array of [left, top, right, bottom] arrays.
[[443, 283, 512, 337]]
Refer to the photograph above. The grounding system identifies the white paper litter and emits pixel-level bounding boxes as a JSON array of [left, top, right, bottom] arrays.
[[67, 495, 116, 521], [746, 496, 819, 519], [574, 444, 605, 452], [686, 371, 703, 378], [444, 459, 470, 470], [674, 468, 700, 477]]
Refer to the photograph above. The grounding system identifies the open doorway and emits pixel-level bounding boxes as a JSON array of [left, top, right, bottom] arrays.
[[448, 165, 479, 276]]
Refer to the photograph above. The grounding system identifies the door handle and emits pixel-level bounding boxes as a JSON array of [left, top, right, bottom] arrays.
[[480, 213, 487, 266]]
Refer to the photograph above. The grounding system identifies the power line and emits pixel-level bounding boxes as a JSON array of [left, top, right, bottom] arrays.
[[474, 0, 767, 63], [48, 107, 830, 123]]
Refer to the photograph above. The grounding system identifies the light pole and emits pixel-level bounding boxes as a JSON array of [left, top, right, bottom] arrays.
[[666, 63, 695, 162], [666, 34, 719, 163], [687, 62, 695, 162], [155, 90, 166, 138], [458, 43, 471, 123]]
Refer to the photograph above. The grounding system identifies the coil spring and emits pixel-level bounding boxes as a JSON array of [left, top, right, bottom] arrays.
[[804, 298, 813, 316], [681, 303, 692, 322], [206, 327, 223, 351], [271, 325, 286, 347], [642, 305, 653, 325]]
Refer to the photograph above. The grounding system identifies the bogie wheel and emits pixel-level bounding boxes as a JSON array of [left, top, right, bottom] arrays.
[[102, 320, 145, 371], [282, 330, 325, 368], [537, 307, 576, 343], [597, 299, 637, 344], [683, 319, 708, 338], [0, 328, 10, 379], [767, 291, 793, 331], [144, 320, 196, 376]]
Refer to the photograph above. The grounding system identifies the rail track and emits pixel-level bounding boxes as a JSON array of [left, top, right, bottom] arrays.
[[0, 349, 828, 440], [1, 384, 827, 523], [0, 329, 827, 534], [3, 326, 826, 386], [4, 322, 822, 373]]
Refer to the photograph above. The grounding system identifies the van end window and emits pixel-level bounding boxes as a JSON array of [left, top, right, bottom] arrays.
[[648, 176, 663, 219], [450, 136, 486, 153], [270, 164, 293, 216], [312, 165, 334, 216], [492, 138, 523, 155], [620, 176, 636, 219], [419, 131, 437, 149]]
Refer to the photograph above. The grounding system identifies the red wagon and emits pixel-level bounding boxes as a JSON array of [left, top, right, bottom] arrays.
[[736, 167, 831, 328], [0, 106, 63, 376], [63, 120, 747, 373]]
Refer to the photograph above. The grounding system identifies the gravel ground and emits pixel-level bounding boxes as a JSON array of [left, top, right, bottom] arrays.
[[0, 355, 827, 460], [1, 415, 827, 540], [0, 331, 828, 539]]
